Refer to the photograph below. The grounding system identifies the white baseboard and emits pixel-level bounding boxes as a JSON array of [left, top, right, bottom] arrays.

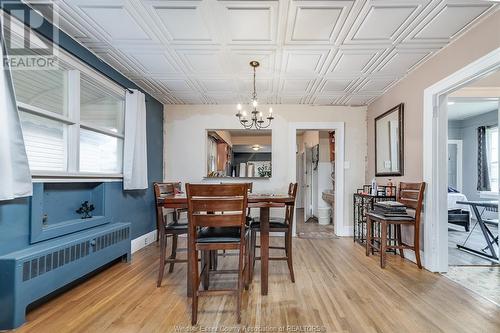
[[336, 225, 353, 237], [131, 229, 157, 254]]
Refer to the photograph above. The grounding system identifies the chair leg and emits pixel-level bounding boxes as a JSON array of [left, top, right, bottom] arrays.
[[157, 233, 167, 287], [396, 225, 404, 259], [245, 235, 250, 290], [380, 223, 387, 268], [250, 230, 256, 282], [365, 216, 371, 256], [414, 224, 422, 269], [190, 244, 199, 325], [285, 230, 295, 283], [202, 250, 210, 290], [168, 234, 178, 273], [236, 244, 245, 324]]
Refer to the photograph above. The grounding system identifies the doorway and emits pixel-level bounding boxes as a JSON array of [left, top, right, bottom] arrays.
[[288, 122, 345, 238], [423, 48, 500, 273], [295, 131, 335, 238], [425, 50, 500, 305]]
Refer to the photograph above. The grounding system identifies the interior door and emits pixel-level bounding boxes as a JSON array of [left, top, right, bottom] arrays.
[[304, 148, 313, 220]]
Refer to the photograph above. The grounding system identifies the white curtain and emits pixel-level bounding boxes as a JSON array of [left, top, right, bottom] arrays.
[[0, 26, 32, 200], [123, 89, 148, 190]]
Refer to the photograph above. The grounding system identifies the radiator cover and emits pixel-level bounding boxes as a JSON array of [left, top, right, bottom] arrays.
[[0, 223, 131, 330]]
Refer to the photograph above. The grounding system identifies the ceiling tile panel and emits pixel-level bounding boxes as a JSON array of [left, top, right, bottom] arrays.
[[283, 50, 329, 75], [130, 53, 179, 74], [154, 6, 212, 42], [79, 6, 150, 41], [286, 1, 354, 44], [345, 1, 426, 45], [375, 49, 432, 74], [221, 2, 278, 44], [415, 5, 489, 39]]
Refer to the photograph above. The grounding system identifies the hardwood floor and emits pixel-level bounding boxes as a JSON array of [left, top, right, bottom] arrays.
[[296, 208, 336, 239], [12, 237, 500, 333], [448, 222, 498, 266]]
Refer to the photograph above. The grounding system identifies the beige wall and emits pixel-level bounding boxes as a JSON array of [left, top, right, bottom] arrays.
[[366, 10, 500, 184], [231, 135, 271, 145], [164, 104, 367, 233]]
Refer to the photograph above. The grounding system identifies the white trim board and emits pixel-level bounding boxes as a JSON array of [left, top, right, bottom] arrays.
[[288, 122, 345, 237], [423, 47, 500, 272], [447, 140, 463, 192], [131, 229, 157, 254]]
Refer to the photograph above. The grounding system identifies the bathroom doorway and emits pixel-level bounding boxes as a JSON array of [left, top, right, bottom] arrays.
[[295, 130, 336, 239]]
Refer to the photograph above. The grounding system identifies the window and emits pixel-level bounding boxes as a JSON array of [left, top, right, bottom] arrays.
[[7, 16, 126, 178], [486, 127, 498, 192]]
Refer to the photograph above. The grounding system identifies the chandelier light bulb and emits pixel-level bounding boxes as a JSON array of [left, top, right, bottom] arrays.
[[237, 103, 242, 110], [269, 107, 273, 114], [252, 100, 258, 108], [242, 110, 247, 117]]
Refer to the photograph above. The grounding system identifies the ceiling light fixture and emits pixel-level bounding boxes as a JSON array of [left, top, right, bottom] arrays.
[[251, 144, 261, 151], [235, 61, 274, 129]]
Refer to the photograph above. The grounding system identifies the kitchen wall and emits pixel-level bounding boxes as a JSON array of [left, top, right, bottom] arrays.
[[366, 10, 500, 184], [164, 105, 366, 234]]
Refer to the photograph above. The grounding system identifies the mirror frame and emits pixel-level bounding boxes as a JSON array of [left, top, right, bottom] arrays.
[[375, 103, 404, 177]]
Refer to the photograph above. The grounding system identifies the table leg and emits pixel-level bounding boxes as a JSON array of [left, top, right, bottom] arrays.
[[472, 205, 498, 260], [260, 207, 270, 296]]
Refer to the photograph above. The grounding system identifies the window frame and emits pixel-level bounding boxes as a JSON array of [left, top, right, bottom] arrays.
[[481, 126, 499, 196], [11, 30, 127, 181]]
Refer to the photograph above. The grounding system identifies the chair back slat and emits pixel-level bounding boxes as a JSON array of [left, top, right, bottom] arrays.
[[154, 182, 181, 199], [397, 182, 426, 221], [186, 183, 248, 229], [190, 198, 245, 213]]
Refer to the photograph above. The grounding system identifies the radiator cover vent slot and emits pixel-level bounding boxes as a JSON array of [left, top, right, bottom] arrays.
[[95, 227, 129, 251]]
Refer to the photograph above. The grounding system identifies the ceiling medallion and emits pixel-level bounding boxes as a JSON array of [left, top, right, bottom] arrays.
[[235, 61, 274, 129]]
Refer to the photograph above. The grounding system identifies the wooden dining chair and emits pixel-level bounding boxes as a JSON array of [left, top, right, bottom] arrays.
[[366, 182, 426, 269], [186, 183, 250, 325], [250, 183, 298, 282], [154, 182, 188, 287]]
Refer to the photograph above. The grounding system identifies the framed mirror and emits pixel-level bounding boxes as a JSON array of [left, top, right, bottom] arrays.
[[375, 103, 404, 176], [206, 129, 272, 178]]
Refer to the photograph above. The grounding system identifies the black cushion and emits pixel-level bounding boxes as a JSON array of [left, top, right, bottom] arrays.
[[367, 212, 415, 222], [197, 227, 245, 243], [250, 220, 288, 229], [165, 222, 188, 232]]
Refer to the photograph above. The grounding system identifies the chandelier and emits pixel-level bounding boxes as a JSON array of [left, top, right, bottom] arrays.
[[235, 61, 274, 129]]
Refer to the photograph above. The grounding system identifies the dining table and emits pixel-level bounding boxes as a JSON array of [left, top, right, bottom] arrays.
[[158, 192, 295, 296]]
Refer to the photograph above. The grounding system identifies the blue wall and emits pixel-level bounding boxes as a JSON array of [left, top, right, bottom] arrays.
[[0, 1, 163, 256]]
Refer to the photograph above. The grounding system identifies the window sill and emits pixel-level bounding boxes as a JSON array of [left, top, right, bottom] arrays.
[[479, 191, 499, 199], [32, 172, 123, 183]]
